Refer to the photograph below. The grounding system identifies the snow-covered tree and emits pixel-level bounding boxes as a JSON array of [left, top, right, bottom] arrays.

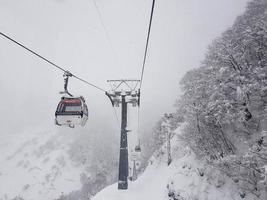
[[175, 0, 267, 197]]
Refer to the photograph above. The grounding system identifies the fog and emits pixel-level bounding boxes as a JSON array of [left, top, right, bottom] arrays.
[[0, 0, 248, 135]]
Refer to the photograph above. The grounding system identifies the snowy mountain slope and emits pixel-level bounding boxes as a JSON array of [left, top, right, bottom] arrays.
[[93, 126, 248, 200], [0, 128, 85, 200]]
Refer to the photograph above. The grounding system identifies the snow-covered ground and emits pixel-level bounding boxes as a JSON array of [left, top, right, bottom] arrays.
[[0, 128, 84, 200], [93, 125, 246, 200]]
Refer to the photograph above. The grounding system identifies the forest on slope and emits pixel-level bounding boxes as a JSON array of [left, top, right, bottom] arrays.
[[152, 0, 267, 198]]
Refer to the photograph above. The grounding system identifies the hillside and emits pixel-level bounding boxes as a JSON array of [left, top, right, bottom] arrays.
[[0, 129, 85, 200], [93, 125, 251, 200]]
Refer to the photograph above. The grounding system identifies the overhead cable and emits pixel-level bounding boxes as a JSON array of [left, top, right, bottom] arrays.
[[0, 31, 106, 92], [140, 0, 156, 89]]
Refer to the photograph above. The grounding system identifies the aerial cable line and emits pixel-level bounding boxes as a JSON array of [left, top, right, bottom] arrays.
[[112, 106, 120, 129], [92, 0, 112, 47], [91, 0, 126, 130], [140, 0, 156, 89], [0, 31, 106, 92], [72, 75, 106, 92], [91, 0, 122, 69], [137, 0, 156, 140], [0, 31, 66, 72]]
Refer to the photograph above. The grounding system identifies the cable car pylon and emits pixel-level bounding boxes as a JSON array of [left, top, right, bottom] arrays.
[[106, 79, 140, 190]]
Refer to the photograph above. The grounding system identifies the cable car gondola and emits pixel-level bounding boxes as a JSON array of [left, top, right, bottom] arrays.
[[134, 144, 141, 153], [134, 139, 141, 153], [55, 71, 88, 128], [55, 96, 88, 128]]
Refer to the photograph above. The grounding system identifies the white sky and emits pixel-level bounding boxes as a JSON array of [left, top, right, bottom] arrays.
[[0, 0, 249, 134]]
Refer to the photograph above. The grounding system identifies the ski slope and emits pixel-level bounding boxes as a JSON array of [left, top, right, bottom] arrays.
[[93, 126, 247, 200]]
